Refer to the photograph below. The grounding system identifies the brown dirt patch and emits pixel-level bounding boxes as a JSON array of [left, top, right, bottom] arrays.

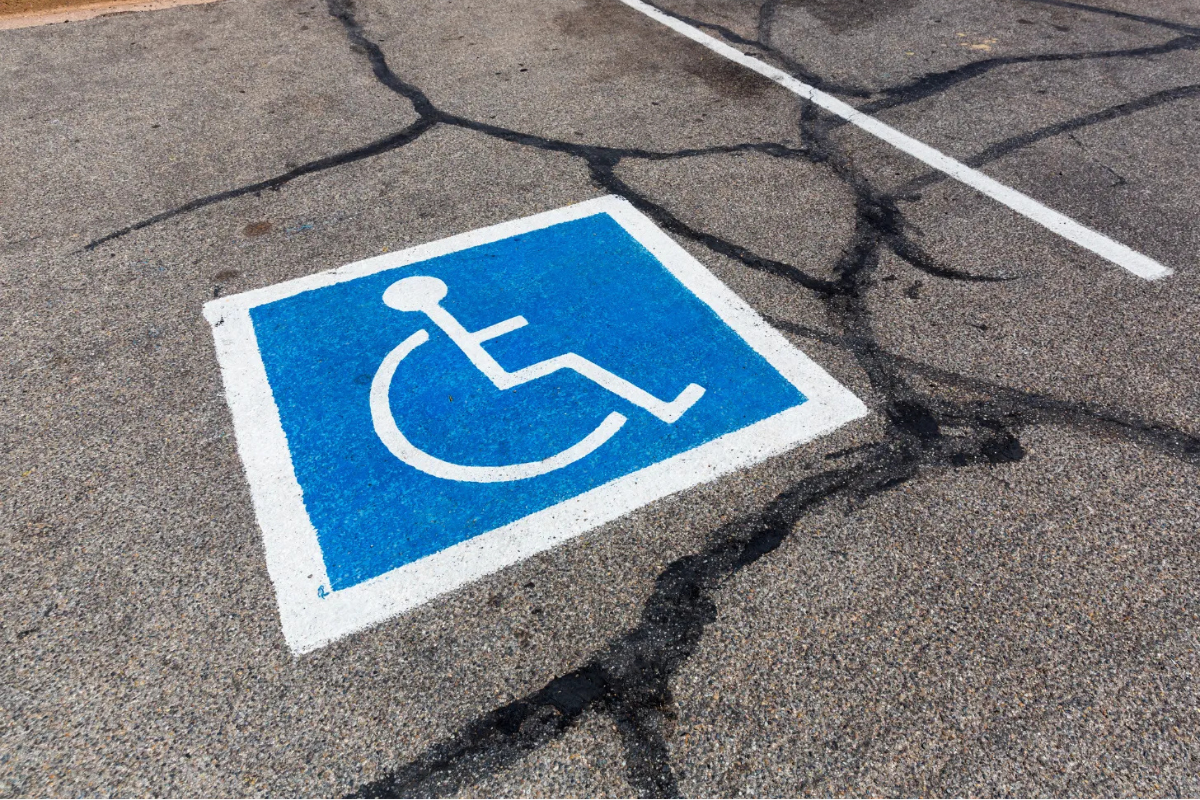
[[1, 0, 216, 29]]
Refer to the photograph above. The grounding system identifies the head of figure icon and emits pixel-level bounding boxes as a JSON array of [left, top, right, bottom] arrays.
[[383, 275, 447, 313]]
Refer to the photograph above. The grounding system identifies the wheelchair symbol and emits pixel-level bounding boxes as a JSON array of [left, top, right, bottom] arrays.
[[369, 275, 705, 483]]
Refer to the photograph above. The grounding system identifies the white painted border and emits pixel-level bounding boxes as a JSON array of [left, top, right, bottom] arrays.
[[204, 196, 868, 654], [614, 0, 1173, 281]]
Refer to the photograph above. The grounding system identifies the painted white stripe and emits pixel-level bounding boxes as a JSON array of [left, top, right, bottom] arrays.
[[472, 315, 529, 342], [615, 0, 1174, 281]]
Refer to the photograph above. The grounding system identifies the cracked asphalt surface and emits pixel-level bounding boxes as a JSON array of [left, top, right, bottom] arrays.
[[2, 0, 1199, 795]]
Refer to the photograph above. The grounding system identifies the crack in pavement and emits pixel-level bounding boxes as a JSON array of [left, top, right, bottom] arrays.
[[84, 118, 439, 251], [858, 34, 1200, 118], [1020, 0, 1200, 37], [893, 82, 1200, 195], [77, 0, 1200, 794]]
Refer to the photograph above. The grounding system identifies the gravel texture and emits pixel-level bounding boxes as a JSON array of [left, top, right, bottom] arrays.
[[2, 0, 1198, 795]]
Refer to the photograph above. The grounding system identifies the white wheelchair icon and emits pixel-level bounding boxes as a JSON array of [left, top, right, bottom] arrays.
[[369, 275, 705, 483]]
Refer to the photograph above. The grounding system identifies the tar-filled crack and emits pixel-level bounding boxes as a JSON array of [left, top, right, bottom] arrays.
[[895, 82, 1200, 196], [857, 34, 1200, 118], [80, 0, 1200, 795], [1022, 0, 1200, 37]]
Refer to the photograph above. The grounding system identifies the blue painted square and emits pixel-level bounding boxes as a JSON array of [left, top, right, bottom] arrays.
[[250, 212, 805, 591]]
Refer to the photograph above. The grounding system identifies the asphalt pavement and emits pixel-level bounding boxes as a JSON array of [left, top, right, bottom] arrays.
[[2, 0, 1199, 795]]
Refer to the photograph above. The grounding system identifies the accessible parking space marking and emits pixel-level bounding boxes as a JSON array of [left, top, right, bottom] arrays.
[[204, 196, 867, 653], [617, 0, 1176, 281]]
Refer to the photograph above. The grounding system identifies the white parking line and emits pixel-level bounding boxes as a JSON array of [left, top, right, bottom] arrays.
[[617, 0, 1174, 281]]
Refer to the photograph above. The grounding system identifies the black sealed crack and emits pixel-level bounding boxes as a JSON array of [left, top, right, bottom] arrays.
[[83, 119, 437, 251], [75, 0, 1200, 795], [1020, 0, 1200, 37], [857, 34, 1200, 119], [894, 82, 1200, 196]]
